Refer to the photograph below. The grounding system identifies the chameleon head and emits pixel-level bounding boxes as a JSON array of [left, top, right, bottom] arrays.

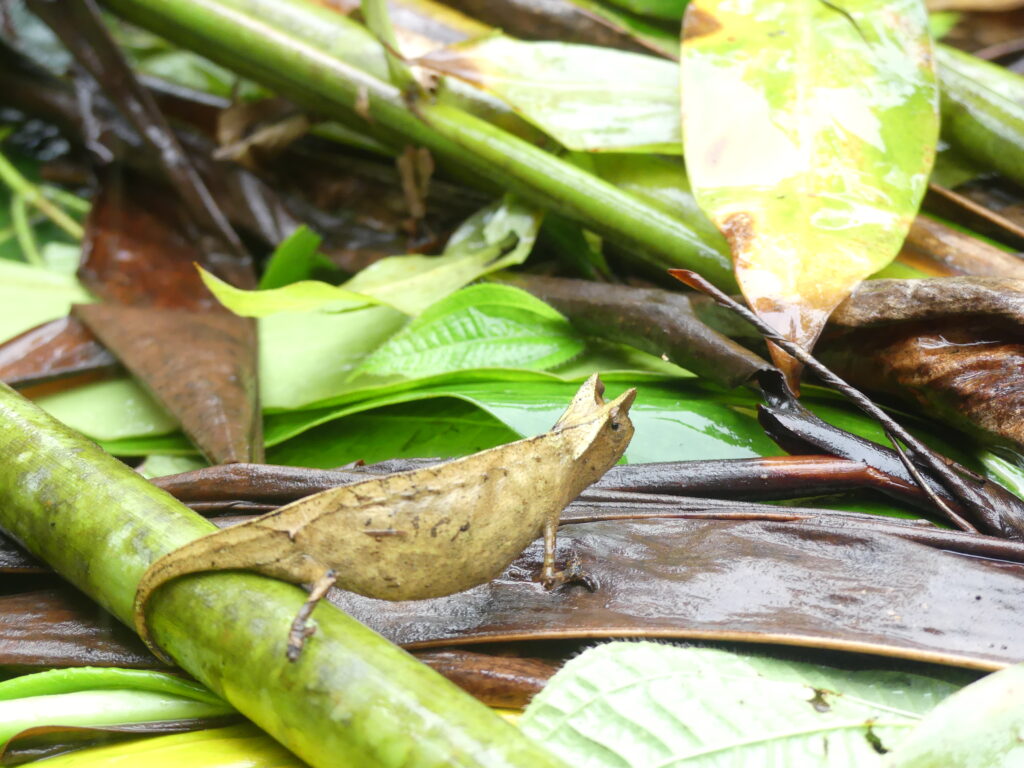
[[553, 374, 637, 479]]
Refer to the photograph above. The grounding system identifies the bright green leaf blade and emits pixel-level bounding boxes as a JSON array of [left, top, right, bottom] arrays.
[[0, 690, 232, 745], [258, 225, 331, 289], [566, 0, 681, 58], [420, 36, 681, 153], [603, 0, 688, 21], [521, 642, 960, 768], [0, 668, 224, 705], [31, 724, 302, 768], [266, 397, 521, 467], [344, 196, 543, 314], [681, 0, 939, 354], [883, 664, 1024, 768], [200, 268, 381, 318], [0, 259, 92, 343], [35, 379, 178, 441], [353, 284, 585, 378]]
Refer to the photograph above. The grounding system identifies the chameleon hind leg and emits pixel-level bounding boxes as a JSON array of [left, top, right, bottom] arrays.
[[287, 568, 339, 661]]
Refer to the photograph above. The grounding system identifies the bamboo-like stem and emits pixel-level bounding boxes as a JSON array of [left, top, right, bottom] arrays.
[[101, 0, 737, 289], [937, 44, 1024, 188], [0, 383, 567, 768]]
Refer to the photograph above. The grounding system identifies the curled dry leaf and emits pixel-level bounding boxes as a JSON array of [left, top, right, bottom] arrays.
[[681, 0, 939, 379], [824, 278, 1024, 452], [133, 375, 636, 662]]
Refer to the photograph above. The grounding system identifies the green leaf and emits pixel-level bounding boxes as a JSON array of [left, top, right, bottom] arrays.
[[0, 259, 92, 344], [205, 196, 542, 323], [266, 397, 521, 468], [681, 0, 939, 354], [34, 379, 178, 442], [520, 642, 960, 767], [0, 668, 223, 705], [0, 668, 233, 745], [602, 0, 688, 21], [258, 225, 333, 289], [421, 36, 681, 153], [565, 0, 681, 59], [136, 454, 209, 479], [264, 378, 784, 465], [883, 664, 1024, 768], [353, 284, 585, 379], [201, 269, 382, 318], [343, 196, 543, 314]]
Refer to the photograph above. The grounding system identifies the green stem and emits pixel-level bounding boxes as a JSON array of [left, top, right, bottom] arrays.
[[0, 383, 567, 768], [10, 194, 44, 266], [937, 44, 1024, 189], [0, 146, 84, 240], [102, 0, 737, 290]]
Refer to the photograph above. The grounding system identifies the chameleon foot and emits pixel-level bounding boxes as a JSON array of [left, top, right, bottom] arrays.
[[286, 569, 338, 661], [541, 552, 598, 592]]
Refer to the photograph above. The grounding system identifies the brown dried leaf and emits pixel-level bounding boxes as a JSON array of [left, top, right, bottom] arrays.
[[73, 305, 262, 464], [0, 317, 118, 392]]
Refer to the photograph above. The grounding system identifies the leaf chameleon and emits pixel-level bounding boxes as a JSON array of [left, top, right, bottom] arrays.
[[134, 374, 636, 662]]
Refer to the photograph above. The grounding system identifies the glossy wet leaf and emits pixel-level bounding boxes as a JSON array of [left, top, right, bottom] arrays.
[[520, 642, 958, 767], [353, 284, 585, 378], [420, 36, 681, 153], [257, 225, 333, 290], [0, 260, 92, 345], [0, 669, 232, 745], [200, 270, 382, 318], [266, 398, 520, 468], [601, 0, 687, 21], [681, 0, 940, 364], [206, 196, 541, 323], [883, 664, 1024, 767]]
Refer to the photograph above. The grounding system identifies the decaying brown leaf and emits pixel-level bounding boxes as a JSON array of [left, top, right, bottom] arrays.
[[133, 375, 636, 662], [823, 277, 1024, 451]]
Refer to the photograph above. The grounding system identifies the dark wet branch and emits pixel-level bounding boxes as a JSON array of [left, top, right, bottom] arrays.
[[671, 269, 1024, 540]]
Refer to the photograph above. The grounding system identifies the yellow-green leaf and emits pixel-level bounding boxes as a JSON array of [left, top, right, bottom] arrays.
[[681, 0, 939, 366]]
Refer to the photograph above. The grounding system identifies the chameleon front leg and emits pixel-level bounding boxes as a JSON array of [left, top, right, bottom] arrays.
[[287, 568, 338, 662], [539, 517, 596, 591]]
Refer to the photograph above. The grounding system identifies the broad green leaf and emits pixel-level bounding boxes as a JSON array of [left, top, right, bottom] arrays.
[[258, 225, 335, 289], [206, 197, 542, 322], [266, 397, 521, 467], [200, 269, 382, 318], [681, 0, 939, 358], [343, 196, 543, 314], [420, 36, 681, 153], [35, 379, 177, 442], [0, 259, 92, 343], [34, 725, 302, 768], [566, 0, 681, 58], [0, 669, 233, 745], [0, 668, 223, 705], [883, 664, 1024, 768], [520, 642, 960, 767], [353, 284, 585, 378], [603, 0, 689, 21]]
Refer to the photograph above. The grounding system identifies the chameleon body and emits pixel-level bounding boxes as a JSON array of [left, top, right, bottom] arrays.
[[134, 374, 635, 661]]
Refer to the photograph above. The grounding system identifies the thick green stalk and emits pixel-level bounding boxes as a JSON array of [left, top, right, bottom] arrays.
[[0, 383, 567, 768], [937, 44, 1024, 188], [101, 0, 736, 289]]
